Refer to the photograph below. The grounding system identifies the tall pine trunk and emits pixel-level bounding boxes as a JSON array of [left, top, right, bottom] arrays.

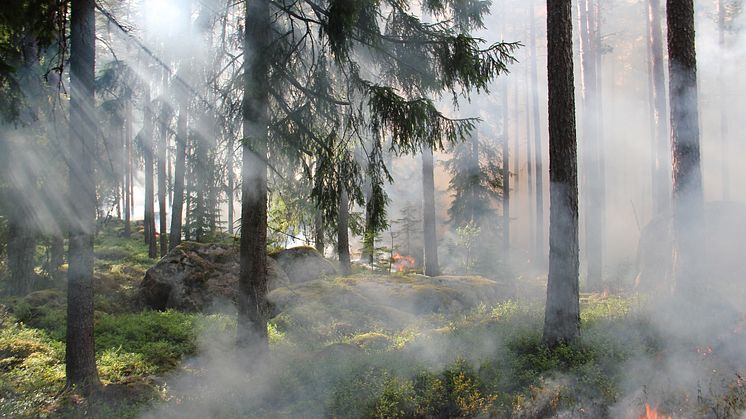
[[512, 76, 520, 199], [227, 134, 235, 235], [422, 145, 440, 276], [543, 0, 580, 345], [157, 99, 168, 257], [169, 93, 187, 250], [667, 0, 704, 300], [7, 218, 36, 296], [237, 0, 270, 349], [524, 53, 535, 256], [579, 0, 603, 290], [338, 186, 352, 275], [66, 0, 100, 392], [529, 1, 545, 264], [502, 77, 510, 256], [362, 186, 375, 265], [143, 86, 157, 258], [315, 210, 324, 254], [649, 0, 671, 215], [500, 0, 510, 259], [123, 101, 132, 238], [718, 0, 730, 201]]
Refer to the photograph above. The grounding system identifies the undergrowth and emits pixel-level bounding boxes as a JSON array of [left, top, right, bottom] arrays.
[[1, 223, 744, 417]]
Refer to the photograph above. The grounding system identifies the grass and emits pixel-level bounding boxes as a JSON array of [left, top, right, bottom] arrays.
[[1, 222, 745, 417]]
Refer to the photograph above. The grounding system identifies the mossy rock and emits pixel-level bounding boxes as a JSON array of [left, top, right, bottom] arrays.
[[22, 289, 65, 309], [349, 332, 391, 350], [270, 246, 337, 284], [140, 242, 289, 312]]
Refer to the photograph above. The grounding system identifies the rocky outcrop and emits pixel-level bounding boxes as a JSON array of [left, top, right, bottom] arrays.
[[140, 243, 337, 312], [270, 246, 337, 284]]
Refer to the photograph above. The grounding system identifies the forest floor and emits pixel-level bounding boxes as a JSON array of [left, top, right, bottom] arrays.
[[1, 223, 746, 418]]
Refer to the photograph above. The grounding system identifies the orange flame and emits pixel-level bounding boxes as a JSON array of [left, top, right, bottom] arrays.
[[640, 403, 671, 419], [391, 252, 416, 272]]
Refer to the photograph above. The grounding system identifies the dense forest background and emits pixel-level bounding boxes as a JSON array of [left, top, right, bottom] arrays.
[[1, 0, 745, 417]]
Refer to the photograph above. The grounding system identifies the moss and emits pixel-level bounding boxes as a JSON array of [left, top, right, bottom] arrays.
[[349, 332, 392, 351]]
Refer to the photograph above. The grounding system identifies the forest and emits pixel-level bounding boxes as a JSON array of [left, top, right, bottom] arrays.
[[0, 0, 745, 417]]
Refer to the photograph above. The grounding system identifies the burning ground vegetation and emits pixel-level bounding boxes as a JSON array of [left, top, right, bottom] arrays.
[[0, 226, 745, 417]]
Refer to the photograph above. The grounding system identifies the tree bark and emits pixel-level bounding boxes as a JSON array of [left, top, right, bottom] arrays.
[[525, 51, 535, 257], [157, 102, 168, 257], [7, 218, 36, 296], [237, 0, 270, 350], [512, 75, 520, 199], [362, 187, 375, 265], [123, 101, 132, 238], [337, 185, 352, 275], [66, 0, 100, 392], [143, 86, 157, 258], [718, 0, 730, 201], [543, 0, 580, 345], [227, 133, 235, 235], [667, 0, 705, 299], [649, 0, 671, 215], [169, 95, 187, 250], [422, 145, 440, 276], [314, 210, 324, 254], [501, 47, 510, 257], [529, 1, 545, 265], [579, 0, 603, 290]]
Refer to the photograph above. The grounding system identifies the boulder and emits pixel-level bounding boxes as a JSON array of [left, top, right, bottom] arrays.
[[140, 242, 289, 311], [269, 246, 337, 284], [140, 243, 337, 311]]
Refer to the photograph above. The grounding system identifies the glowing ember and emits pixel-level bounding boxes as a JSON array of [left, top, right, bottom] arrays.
[[391, 252, 416, 272], [639, 403, 671, 419]]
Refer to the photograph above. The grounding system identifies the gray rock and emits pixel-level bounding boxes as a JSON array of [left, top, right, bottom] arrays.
[[140, 242, 288, 311], [269, 246, 337, 284], [140, 243, 337, 311]]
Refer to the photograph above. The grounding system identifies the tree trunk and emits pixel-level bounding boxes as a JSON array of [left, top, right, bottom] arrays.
[[649, 0, 671, 215], [7, 218, 36, 296], [667, 0, 705, 300], [502, 81, 510, 256], [227, 134, 235, 235], [500, 0, 510, 259], [169, 95, 187, 250], [422, 145, 440, 276], [469, 133, 479, 223], [237, 0, 270, 350], [529, 1, 545, 265], [512, 76, 520, 199], [579, 0, 603, 290], [362, 188, 375, 265], [525, 51, 535, 257], [718, 0, 730, 201], [123, 100, 132, 238], [315, 210, 324, 254], [143, 86, 157, 258], [543, 0, 580, 345], [66, 0, 100, 392], [157, 103, 168, 257], [337, 185, 352, 275]]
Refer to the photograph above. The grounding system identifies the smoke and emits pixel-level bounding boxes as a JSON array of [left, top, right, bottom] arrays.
[[3, 0, 746, 416]]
